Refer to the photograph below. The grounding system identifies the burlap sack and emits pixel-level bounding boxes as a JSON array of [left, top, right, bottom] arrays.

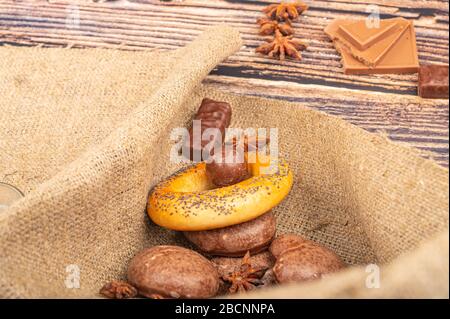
[[0, 25, 448, 298]]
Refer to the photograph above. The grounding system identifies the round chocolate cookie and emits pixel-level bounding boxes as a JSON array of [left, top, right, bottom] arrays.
[[273, 241, 345, 284], [269, 233, 309, 259], [127, 245, 219, 299], [184, 212, 276, 257]]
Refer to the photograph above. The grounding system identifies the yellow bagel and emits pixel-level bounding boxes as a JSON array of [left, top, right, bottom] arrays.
[[147, 155, 293, 231]]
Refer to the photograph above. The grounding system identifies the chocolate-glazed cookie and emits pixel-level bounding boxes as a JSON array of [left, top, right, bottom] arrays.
[[184, 212, 276, 257], [273, 241, 345, 284], [127, 245, 220, 299], [269, 233, 308, 259]]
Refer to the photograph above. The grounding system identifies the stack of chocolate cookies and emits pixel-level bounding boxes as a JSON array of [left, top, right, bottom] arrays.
[[182, 98, 345, 293]]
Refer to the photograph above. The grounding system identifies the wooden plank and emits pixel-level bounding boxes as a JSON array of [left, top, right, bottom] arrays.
[[0, 0, 448, 167], [204, 75, 449, 167], [0, 0, 447, 93]]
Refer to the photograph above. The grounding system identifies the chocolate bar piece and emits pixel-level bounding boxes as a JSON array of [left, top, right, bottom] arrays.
[[325, 18, 419, 75], [183, 98, 232, 162], [337, 18, 409, 67], [418, 65, 449, 99], [338, 18, 400, 51], [198, 99, 232, 127]]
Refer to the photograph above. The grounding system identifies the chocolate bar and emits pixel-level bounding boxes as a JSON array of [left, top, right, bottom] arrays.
[[183, 98, 232, 162], [418, 65, 449, 99], [337, 18, 410, 67], [198, 99, 232, 126], [325, 18, 419, 75], [338, 18, 400, 51]]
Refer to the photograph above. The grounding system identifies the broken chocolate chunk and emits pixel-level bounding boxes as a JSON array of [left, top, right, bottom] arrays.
[[418, 65, 449, 99]]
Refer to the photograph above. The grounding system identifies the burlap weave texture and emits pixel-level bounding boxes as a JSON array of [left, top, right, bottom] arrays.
[[0, 26, 448, 298]]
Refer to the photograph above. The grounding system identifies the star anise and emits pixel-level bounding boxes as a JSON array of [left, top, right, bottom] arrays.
[[256, 29, 308, 60], [257, 17, 294, 36], [100, 280, 138, 299], [263, 1, 308, 22], [222, 251, 268, 294]]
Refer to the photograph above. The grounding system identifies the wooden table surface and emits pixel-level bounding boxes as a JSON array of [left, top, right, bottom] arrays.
[[1, 0, 448, 167]]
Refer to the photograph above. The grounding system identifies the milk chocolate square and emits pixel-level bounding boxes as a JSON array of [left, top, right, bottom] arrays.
[[337, 18, 410, 67], [334, 23, 419, 75], [338, 18, 401, 51], [326, 18, 419, 75], [418, 65, 449, 99]]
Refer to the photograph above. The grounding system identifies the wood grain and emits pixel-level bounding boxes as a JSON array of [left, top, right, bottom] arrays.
[[0, 0, 448, 166]]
